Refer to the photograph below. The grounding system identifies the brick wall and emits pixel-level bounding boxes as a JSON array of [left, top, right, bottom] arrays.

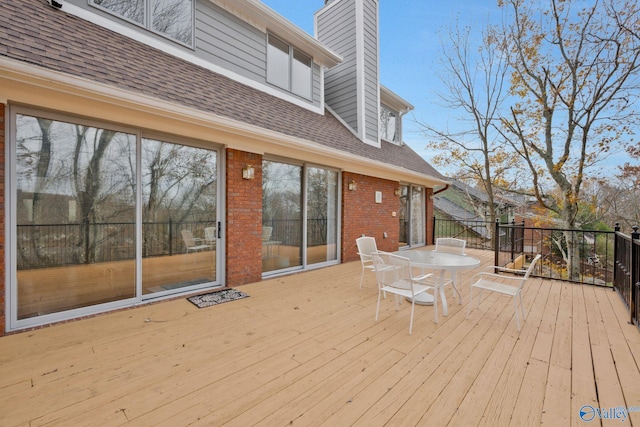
[[341, 172, 400, 262], [0, 103, 5, 335], [226, 149, 263, 285]]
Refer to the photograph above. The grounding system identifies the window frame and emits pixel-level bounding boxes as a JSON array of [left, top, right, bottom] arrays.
[[7, 106, 224, 332], [267, 34, 313, 101], [90, 0, 195, 48], [380, 104, 399, 143]]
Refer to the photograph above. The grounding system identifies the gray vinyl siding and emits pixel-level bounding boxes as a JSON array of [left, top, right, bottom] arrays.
[[317, 0, 360, 133], [70, 0, 321, 108], [195, 2, 264, 82], [363, 0, 379, 142]]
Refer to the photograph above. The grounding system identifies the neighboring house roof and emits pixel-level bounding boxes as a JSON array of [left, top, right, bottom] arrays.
[[433, 197, 491, 239], [447, 179, 519, 207], [0, 0, 446, 185]]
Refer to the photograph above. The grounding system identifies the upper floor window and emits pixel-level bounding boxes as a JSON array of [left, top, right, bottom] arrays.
[[380, 105, 398, 143], [267, 34, 312, 100], [92, 0, 194, 46]]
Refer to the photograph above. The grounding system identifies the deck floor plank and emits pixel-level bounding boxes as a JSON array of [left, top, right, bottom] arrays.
[[477, 277, 551, 427], [540, 281, 574, 426], [0, 248, 639, 426]]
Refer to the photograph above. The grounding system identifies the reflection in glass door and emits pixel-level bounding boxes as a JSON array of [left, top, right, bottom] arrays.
[[11, 109, 221, 330], [141, 139, 218, 296], [398, 184, 425, 248], [262, 161, 303, 273], [14, 113, 137, 320], [411, 186, 425, 246], [306, 167, 338, 265], [399, 185, 409, 247]]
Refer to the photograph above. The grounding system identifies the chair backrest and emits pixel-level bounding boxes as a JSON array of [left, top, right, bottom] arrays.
[[372, 251, 416, 294], [262, 226, 273, 242], [356, 236, 378, 261], [181, 229, 196, 248], [435, 238, 466, 255], [517, 254, 542, 289], [204, 227, 216, 242]]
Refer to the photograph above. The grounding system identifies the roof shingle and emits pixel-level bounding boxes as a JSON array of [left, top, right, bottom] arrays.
[[0, 0, 445, 180]]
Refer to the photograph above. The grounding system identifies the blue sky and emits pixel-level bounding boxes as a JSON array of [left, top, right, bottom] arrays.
[[260, 0, 501, 166]]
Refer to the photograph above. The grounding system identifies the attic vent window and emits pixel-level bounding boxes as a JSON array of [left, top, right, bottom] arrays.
[[267, 34, 312, 100], [380, 105, 399, 143], [92, 0, 194, 46]]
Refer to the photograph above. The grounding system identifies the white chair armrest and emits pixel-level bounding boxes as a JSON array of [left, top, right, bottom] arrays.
[[470, 271, 524, 283], [482, 265, 526, 275], [414, 273, 435, 283]]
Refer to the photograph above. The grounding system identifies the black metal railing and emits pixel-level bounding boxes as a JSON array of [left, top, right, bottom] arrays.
[[262, 218, 335, 247], [493, 220, 615, 286], [433, 218, 495, 250], [613, 226, 640, 328], [17, 219, 216, 269], [17, 218, 333, 270], [434, 218, 616, 286]]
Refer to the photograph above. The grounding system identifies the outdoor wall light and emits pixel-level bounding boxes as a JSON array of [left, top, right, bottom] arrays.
[[348, 180, 357, 191], [394, 188, 401, 196], [242, 165, 255, 180]]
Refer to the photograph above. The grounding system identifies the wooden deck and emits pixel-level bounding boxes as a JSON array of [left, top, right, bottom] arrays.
[[1, 248, 639, 426]]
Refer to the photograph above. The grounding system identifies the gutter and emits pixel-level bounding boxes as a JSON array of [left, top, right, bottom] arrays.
[[432, 184, 450, 196]]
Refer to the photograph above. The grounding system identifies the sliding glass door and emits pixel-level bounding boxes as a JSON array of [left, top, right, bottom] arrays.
[[141, 138, 218, 297], [10, 108, 222, 329], [399, 184, 425, 248], [13, 113, 137, 320], [262, 160, 339, 274], [262, 161, 303, 273], [306, 167, 338, 265]]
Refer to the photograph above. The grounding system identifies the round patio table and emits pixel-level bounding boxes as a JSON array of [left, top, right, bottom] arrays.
[[395, 250, 480, 318]]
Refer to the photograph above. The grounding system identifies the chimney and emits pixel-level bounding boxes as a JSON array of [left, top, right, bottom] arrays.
[[316, 0, 380, 147]]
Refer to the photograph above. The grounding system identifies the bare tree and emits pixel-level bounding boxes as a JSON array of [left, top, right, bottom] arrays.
[[497, 0, 640, 279], [418, 22, 520, 239]]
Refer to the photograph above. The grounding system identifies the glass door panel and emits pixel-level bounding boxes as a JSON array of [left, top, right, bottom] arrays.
[[262, 160, 302, 273], [141, 139, 217, 296], [410, 186, 425, 246], [306, 167, 338, 265], [15, 114, 137, 319], [398, 185, 409, 248]]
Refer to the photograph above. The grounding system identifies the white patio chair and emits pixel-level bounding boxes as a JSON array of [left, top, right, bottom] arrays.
[[372, 251, 435, 335], [356, 236, 378, 288], [181, 229, 210, 253], [466, 254, 542, 331], [434, 237, 467, 303], [262, 226, 280, 259], [204, 226, 216, 246], [435, 237, 466, 255], [262, 226, 273, 242]]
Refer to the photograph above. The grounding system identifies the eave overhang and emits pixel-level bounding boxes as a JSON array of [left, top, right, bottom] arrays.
[[1, 57, 446, 188], [380, 85, 414, 115], [210, 0, 342, 68]]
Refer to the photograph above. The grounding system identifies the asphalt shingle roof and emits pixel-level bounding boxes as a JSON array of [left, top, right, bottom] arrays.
[[0, 0, 445, 181]]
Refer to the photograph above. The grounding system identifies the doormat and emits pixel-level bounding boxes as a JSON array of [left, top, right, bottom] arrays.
[[187, 289, 249, 309]]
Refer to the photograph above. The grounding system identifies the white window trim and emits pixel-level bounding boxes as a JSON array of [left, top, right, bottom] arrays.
[[267, 34, 313, 101], [89, 0, 196, 48]]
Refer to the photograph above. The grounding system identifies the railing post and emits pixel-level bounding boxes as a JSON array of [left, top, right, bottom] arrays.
[[432, 216, 436, 245], [631, 226, 639, 325], [510, 219, 516, 263], [494, 219, 500, 271], [169, 218, 173, 256], [613, 223, 620, 290]]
